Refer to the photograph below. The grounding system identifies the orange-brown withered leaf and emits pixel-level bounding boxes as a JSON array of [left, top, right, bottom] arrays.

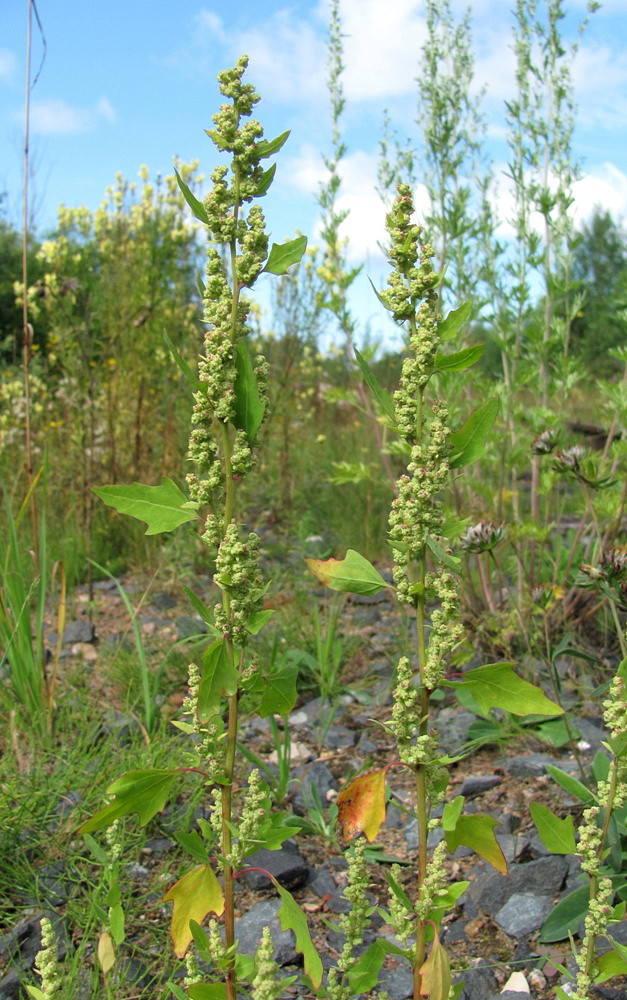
[[337, 769, 386, 842]]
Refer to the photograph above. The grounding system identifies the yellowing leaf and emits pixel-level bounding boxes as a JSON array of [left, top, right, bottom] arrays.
[[337, 769, 386, 842], [444, 814, 507, 874], [419, 929, 451, 999], [97, 931, 115, 975], [305, 549, 387, 596], [163, 865, 224, 958]]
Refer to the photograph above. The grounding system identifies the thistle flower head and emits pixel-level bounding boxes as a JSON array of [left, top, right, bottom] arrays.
[[460, 520, 505, 553]]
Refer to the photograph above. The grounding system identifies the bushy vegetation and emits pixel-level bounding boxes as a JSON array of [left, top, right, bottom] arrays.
[[1, 2, 625, 998]]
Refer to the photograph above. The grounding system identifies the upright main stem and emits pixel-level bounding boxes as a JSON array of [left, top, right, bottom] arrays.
[[412, 387, 430, 999]]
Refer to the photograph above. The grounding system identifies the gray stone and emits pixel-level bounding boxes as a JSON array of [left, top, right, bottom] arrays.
[[433, 707, 477, 753], [575, 717, 607, 751], [325, 724, 355, 750], [494, 892, 553, 936], [375, 962, 413, 998], [306, 863, 350, 914], [495, 832, 530, 865], [459, 774, 501, 797], [62, 619, 95, 644], [234, 898, 297, 965], [468, 855, 568, 913], [454, 961, 498, 1000], [241, 846, 309, 891], [151, 591, 177, 610], [176, 615, 208, 639], [291, 761, 337, 814]]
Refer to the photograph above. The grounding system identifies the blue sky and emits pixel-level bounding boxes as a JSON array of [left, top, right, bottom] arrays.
[[2, 0, 627, 341]]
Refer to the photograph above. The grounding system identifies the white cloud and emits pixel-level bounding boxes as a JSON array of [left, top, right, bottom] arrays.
[[572, 163, 627, 223], [339, 0, 425, 101], [573, 43, 627, 129], [0, 48, 16, 80], [28, 97, 116, 136], [236, 10, 326, 102]]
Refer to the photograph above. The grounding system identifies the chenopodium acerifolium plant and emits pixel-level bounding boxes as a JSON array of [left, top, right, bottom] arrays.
[[78, 56, 326, 1000], [306, 183, 565, 999]]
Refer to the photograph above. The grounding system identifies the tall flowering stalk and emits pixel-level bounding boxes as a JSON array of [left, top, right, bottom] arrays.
[[308, 184, 562, 997], [385, 186, 463, 996], [80, 57, 313, 999]]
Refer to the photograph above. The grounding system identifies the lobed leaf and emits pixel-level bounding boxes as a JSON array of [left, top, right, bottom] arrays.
[[444, 814, 507, 874], [163, 864, 225, 958], [337, 769, 386, 842], [264, 235, 307, 275], [454, 662, 563, 717], [93, 478, 198, 535], [187, 986, 229, 1000], [198, 639, 238, 721], [259, 662, 298, 717], [530, 802, 577, 854], [256, 129, 290, 157], [305, 548, 387, 596], [77, 769, 178, 834], [274, 882, 323, 988]]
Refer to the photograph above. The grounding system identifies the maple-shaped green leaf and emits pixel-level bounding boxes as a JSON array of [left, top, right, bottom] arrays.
[[444, 814, 507, 874], [337, 769, 386, 842], [163, 865, 225, 958], [595, 949, 627, 985], [449, 398, 498, 469], [264, 235, 307, 275], [187, 985, 229, 1000], [454, 662, 563, 717], [77, 769, 178, 834], [530, 802, 577, 854], [347, 939, 389, 993], [259, 662, 298, 717], [246, 609, 274, 635], [419, 929, 451, 1000], [305, 549, 388, 596], [93, 478, 198, 535], [198, 639, 238, 721], [233, 340, 264, 443], [274, 881, 323, 989], [256, 129, 290, 157]]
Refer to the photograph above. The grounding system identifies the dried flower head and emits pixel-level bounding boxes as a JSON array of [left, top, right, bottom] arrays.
[[460, 521, 504, 553], [531, 428, 559, 455]]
